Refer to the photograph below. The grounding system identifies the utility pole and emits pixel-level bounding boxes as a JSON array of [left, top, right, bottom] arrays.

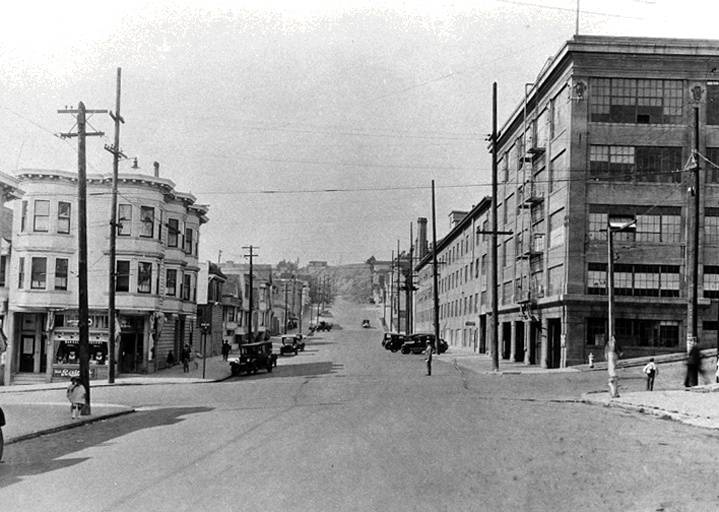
[[291, 275, 296, 321], [689, 106, 701, 353], [242, 245, 258, 343], [59, 102, 107, 415], [104, 68, 124, 384], [389, 251, 394, 331], [283, 280, 289, 334], [396, 239, 401, 333], [490, 82, 499, 372], [406, 222, 414, 335], [431, 181, 441, 350]]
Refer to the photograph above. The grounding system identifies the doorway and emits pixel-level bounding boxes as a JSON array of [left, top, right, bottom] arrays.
[[119, 316, 145, 374], [515, 321, 525, 362], [501, 322, 511, 360], [547, 318, 562, 368]]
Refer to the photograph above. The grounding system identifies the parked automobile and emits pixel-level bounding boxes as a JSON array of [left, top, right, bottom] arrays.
[[279, 334, 305, 355], [316, 321, 333, 332], [401, 333, 448, 355], [361, 319, 371, 328], [384, 332, 406, 352], [229, 341, 276, 376]]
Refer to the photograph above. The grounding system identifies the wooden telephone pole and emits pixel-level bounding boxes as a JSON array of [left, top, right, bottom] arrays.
[[243, 245, 259, 343], [104, 68, 125, 384], [59, 102, 107, 414]]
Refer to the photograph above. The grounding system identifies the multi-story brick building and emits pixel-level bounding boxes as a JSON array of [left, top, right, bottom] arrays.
[[3, 168, 208, 385], [417, 35, 719, 368]]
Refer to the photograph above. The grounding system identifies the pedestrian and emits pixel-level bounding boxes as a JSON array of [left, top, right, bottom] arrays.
[[0, 405, 5, 463], [221, 341, 231, 361], [684, 341, 702, 387], [643, 358, 657, 391], [189, 342, 198, 370], [715, 356, 719, 384], [66, 377, 85, 420], [425, 340, 434, 376], [181, 344, 190, 373]]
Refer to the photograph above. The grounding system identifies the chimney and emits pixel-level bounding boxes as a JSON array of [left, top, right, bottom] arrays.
[[153, 161, 160, 178], [449, 210, 468, 229], [417, 217, 428, 259]]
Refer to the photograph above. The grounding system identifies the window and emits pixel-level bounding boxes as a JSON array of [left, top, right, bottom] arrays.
[[57, 201, 71, 234], [706, 147, 719, 183], [0, 255, 5, 287], [708, 82, 719, 126], [55, 258, 68, 290], [548, 210, 564, 248], [589, 78, 683, 124], [18, 257, 24, 289], [166, 269, 177, 296], [586, 318, 606, 346], [138, 262, 152, 293], [116, 260, 130, 292], [587, 262, 607, 295], [31, 257, 46, 289], [118, 204, 132, 236], [140, 206, 154, 238], [20, 200, 27, 232], [167, 218, 179, 247], [633, 264, 660, 296], [185, 228, 193, 254], [590, 145, 681, 183], [33, 200, 49, 232], [183, 273, 191, 300], [548, 265, 564, 295]]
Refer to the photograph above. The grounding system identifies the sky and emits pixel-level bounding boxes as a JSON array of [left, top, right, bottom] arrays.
[[0, 0, 716, 266]]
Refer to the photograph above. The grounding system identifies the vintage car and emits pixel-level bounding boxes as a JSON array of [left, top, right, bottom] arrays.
[[279, 334, 305, 355], [361, 319, 371, 328], [229, 341, 277, 376], [315, 321, 333, 332], [401, 333, 448, 355], [383, 332, 406, 352]]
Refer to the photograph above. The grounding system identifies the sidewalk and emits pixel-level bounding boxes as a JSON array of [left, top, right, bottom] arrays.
[[437, 344, 719, 431], [0, 353, 234, 447]]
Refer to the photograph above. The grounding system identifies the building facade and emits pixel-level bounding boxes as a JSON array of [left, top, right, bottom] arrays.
[[417, 36, 719, 368], [220, 261, 274, 343], [3, 169, 208, 385]]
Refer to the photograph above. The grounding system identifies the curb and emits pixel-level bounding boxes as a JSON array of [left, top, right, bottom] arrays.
[[5, 408, 136, 445], [0, 375, 233, 394]]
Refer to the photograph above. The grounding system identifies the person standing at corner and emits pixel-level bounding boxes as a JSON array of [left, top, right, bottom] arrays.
[[643, 358, 657, 391], [684, 341, 702, 387], [425, 340, 434, 376], [221, 340, 231, 361], [66, 377, 86, 420], [181, 344, 190, 373]]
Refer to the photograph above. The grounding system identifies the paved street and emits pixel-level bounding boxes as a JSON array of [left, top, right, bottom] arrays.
[[1, 298, 719, 512]]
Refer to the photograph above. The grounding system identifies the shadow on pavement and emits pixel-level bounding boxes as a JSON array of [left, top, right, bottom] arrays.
[[275, 361, 343, 378], [0, 406, 213, 488]]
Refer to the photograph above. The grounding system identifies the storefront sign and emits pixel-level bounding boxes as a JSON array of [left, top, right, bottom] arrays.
[[52, 366, 97, 379]]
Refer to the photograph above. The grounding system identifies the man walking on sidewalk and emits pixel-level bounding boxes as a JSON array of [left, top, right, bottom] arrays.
[[425, 340, 433, 376], [643, 358, 657, 391]]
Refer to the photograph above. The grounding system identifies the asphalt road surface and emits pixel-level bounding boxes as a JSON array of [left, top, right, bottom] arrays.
[[2, 298, 719, 512]]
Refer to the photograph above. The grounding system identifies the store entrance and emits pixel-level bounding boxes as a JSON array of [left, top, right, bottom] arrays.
[[118, 316, 144, 374]]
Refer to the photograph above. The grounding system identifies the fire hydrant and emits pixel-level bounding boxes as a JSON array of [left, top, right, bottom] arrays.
[[588, 353, 594, 368]]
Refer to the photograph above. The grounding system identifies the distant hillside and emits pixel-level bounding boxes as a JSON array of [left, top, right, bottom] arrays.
[[303, 262, 373, 304]]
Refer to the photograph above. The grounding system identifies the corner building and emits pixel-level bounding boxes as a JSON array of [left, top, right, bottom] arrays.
[[416, 36, 719, 368], [3, 169, 208, 385], [488, 35, 719, 367]]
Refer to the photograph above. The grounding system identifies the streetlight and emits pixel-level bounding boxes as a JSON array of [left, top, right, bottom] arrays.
[[606, 214, 636, 398]]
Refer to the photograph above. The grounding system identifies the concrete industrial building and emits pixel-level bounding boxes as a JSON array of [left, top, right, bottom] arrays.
[[417, 35, 719, 367]]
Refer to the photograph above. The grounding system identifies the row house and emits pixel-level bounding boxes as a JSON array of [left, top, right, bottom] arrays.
[[220, 261, 274, 343], [3, 168, 208, 385], [195, 261, 227, 357], [417, 35, 719, 368]]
